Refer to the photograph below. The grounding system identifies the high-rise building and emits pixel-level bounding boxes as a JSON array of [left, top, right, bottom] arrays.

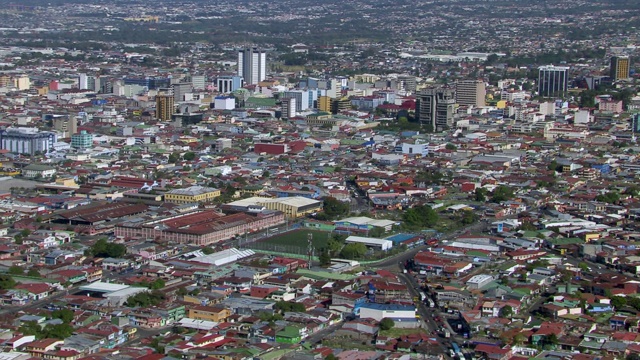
[[216, 75, 244, 93], [171, 82, 192, 102], [237, 48, 267, 85], [281, 97, 296, 119], [416, 87, 456, 132], [78, 73, 88, 90], [281, 90, 310, 112], [610, 56, 631, 80], [51, 115, 78, 137], [0, 127, 57, 155], [156, 90, 175, 121], [455, 80, 486, 107], [397, 74, 417, 93], [190, 75, 206, 90], [71, 130, 93, 149], [538, 65, 569, 98], [318, 96, 332, 113]]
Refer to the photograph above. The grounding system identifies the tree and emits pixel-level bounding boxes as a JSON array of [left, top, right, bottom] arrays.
[[578, 262, 589, 272], [168, 152, 180, 163], [0, 274, 16, 289], [474, 188, 487, 202], [20, 229, 31, 237], [445, 143, 457, 151], [176, 287, 188, 296], [325, 354, 338, 360], [340, 243, 367, 259], [379, 318, 395, 331], [8, 265, 23, 275], [323, 197, 350, 220], [182, 152, 196, 161], [319, 248, 332, 266], [491, 185, 514, 203], [611, 296, 627, 309], [201, 247, 215, 255], [51, 309, 75, 323], [27, 269, 41, 278], [402, 205, 439, 229], [148, 278, 165, 290], [596, 191, 620, 204], [275, 301, 306, 312], [499, 305, 513, 318], [460, 210, 478, 225], [126, 290, 166, 307], [14, 234, 22, 244], [90, 239, 127, 258]]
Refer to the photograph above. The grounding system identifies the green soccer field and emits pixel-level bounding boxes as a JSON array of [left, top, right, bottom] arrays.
[[251, 229, 333, 254]]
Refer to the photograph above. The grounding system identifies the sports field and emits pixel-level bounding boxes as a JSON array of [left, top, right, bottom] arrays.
[[249, 229, 332, 255]]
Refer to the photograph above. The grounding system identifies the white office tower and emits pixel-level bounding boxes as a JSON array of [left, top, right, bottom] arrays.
[[79, 73, 88, 90], [238, 48, 267, 85]]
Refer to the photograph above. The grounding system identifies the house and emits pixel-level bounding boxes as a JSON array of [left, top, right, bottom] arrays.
[[22, 164, 57, 179], [25, 338, 64, 357], [474, 344, 512, 360], [14, 283, 52, 301], [187, 305, 232, 322]]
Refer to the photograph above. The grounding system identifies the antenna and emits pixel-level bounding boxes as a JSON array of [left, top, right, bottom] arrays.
[[307, 233, 314, 269]]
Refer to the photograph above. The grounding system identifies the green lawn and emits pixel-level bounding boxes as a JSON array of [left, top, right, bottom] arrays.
[[250, 230, 332, 255]]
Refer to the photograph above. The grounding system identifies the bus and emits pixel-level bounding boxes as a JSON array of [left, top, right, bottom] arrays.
[[427, 298, 435, 308]]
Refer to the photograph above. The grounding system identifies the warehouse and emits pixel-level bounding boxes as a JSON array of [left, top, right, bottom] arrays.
[[345, 236, 393, 251]]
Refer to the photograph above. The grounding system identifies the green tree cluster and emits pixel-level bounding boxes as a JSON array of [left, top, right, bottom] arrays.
[[460, 210, 478, 225], [89, 239, 127, 258], [321, 197, 350, 220], [474, 188, 488, 202], [340, 243, 368, 259], [275, 301, 306, 312], [126, 290, 166, 307], [491, 185, 514, 203], [402, 205, 439, 229], [0, 274, 16, 289], [379, 318, 395, 331], [596, 191, 620, 204]]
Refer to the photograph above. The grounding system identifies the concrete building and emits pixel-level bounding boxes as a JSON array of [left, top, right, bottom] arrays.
[[318, 96, 331, 112], [345, 236, 393, 251], [282, 90, 310, 112], [165, 186, 221, 204], [456, 80, 486, 107], [397, 74, 417, 93], [190, 75, 206, 90], [51, 115, 77, 137], [610, 56, 631, 80], [155, 91, 175, 121], [416, 87, 456, 131], [238, 48, 267, 85], [538, 65, 569, 98], [281, 97, 296, 118], [71, 130, 93, 149], [0, 128, 57, 155], [216, 75, 243, 93], [172, 82, 192, 102], [214, 96, 235, 110], [466, 274, 494, 290], [359, 303, 416, 322], [223, 196, 322, 219]]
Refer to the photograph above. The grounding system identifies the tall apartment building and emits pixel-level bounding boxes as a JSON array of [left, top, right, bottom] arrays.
[[281, 90, 310, 112], [171, 82, 192, 102], [610, 56, 631, 80], [156, 89, 175, 121], [455, 80, 486, 107], [51, 115, 78, 137], [71, 130, 93, 149], [281, 97, 296, 119], [397, 74, 417, 93], [0, 127, 57, 155], [538, 65, 569, 98], [190, 75, 206, 90], [237, 48, 267, 85], [416, 87, 456, 132], [216, 75, 244, 93], [318, 96, 332, 112]]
